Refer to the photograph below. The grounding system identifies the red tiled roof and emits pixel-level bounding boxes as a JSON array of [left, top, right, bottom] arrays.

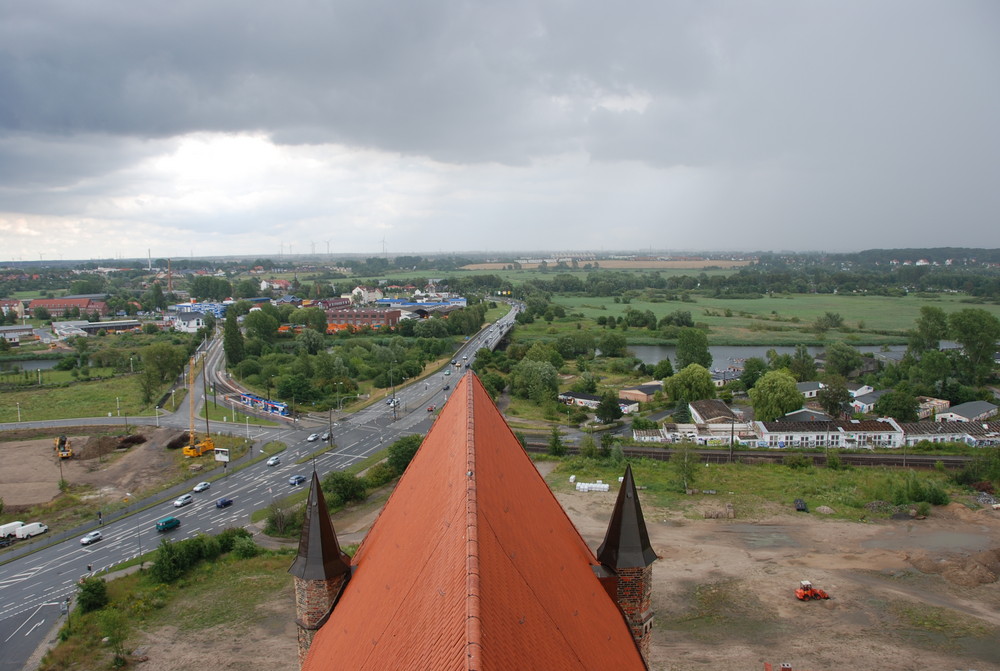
[[303, 373, 645, 670]]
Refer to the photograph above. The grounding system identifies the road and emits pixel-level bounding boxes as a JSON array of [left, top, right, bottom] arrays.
[[0, 303, 520, 670]]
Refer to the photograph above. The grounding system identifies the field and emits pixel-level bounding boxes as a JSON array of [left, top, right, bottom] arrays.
[[462, 259, 753, 271], [36, 458, 1000, 671], [549, 293, 1000, 345]]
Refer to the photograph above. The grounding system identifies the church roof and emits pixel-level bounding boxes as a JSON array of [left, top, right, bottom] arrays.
[[302, 373, 647, 671]]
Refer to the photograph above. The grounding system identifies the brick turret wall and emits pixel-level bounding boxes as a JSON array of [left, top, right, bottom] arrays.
[[615, 565, 654, 659], [294, 572, 348, 666]]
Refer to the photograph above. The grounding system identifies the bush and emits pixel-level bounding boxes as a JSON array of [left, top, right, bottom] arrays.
[[825, 453, 845, 471], [322, 471, 367, 505], [77, 576, 108, 613], [783, 454, 813, 470], [362, 462, 398, 489], [217, 527, 252, 553], [232, 536, 260, 559], [387, 435, 423, 474]]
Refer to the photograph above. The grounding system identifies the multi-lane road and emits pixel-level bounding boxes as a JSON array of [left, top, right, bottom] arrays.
[[0, 305, 519, 670]]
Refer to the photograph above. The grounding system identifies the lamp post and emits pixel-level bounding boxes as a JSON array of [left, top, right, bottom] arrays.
[[171, 388, 176, 411], [129, 357, 134, 373], [16, 401, 20, 423], [155, 406, 160, 427], [116, 397, 120, 417]]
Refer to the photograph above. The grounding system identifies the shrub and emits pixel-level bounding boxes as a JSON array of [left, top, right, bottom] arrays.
[[217, 527, 251, 553], [387, 435, 423, 474], [77, 576, 109, 613], [362, 462, 398, 489], [322, 471, 367, 505], [232, 536, 260, 559], [783, 454, 812, 469], [825, 453, 845, 471]]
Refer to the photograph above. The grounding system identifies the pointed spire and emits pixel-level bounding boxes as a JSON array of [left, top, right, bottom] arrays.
[[289, 471, 351, 580], [597, 464, 656, 569]]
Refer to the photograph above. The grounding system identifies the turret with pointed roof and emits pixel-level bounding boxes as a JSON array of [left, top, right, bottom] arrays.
[[597, 463, 658, 659], [289, 472, 352, 667]]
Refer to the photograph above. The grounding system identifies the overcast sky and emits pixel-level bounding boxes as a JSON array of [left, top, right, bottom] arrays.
[[1, 1, 998, 262]]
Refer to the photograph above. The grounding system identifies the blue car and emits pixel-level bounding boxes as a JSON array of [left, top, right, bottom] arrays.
[[288, 475, 307, 486], [216, 497, 233, 509]]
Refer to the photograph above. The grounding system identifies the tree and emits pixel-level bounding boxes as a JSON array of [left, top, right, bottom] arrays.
[[789, 344, 816, 382], [597, 332, 627, 358], [223, 312, 245, 367], [508, 359, 559, 403], [596, 393, 623, 424], [748, 370, 802, 421], [387, 434, 423, 474], [99, 607, 131, 667], [824, 341, 863, 378], [873, 390, 919, 422], [816, 375, 851, 417], [547, 426, 566, 456], [296, 328, 325, 356], [652, 358, 673, 380], [243, 310, 280, 343], [671, 444, 698, 492], [76, 576, 109, 613], [321, 471, 366, 504], [948, 308, 1000, 385], [740, 357, 768, 389], [909, 305, 948, 354], [676, 327, 712, 369], [664, 364, 716, 404], [34, 307, 50, 321]]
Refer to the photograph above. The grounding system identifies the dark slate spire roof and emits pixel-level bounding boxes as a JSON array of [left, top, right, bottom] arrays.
[[289, 471, 351, 581], [597, 463, 657, 569]]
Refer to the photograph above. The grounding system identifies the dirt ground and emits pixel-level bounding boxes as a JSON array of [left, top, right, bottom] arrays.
[[122, 463, 1000, 671], [8, 433, 998, 670], [0, 429, 183, 510]]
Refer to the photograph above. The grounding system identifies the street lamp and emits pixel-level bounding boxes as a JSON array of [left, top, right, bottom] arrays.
[[171, 388, 176, 411], [155, 406, 160, 427], [16, 401, 20, 423], [116, 397, 120, 417]]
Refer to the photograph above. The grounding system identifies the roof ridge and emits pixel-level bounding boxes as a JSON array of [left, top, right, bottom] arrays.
[[464, 374, 482, 670]]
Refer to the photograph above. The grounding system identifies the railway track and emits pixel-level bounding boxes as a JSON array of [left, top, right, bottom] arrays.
[[524, 443, 972, 469]]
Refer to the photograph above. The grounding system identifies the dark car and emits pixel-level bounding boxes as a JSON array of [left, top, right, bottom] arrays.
[[289, 475, 307, 486], [215, 497, 233, 509], [155, 517, 180, 532]]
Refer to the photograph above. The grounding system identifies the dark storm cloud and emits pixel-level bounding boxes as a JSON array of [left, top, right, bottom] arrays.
[[0, 0, 998, 256]]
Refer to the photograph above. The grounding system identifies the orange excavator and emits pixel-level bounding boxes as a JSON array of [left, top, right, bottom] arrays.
[[795, 580, 830, 601]]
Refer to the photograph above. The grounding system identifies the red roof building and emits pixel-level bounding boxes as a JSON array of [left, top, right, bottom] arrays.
[[292, 373, 655, 670], [27, 298, 108, 317]]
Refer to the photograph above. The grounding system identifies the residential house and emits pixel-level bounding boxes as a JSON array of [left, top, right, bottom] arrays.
[[292, 374, 655, 670], [260, 278, 292, 292], [349, 285, 383, 304], [936, 401, 998, 423], [0, 299, 25, 320], [755, 418, 903, 449], [850, 389, 890, 414], [710, 369, 740, 388], [0, 324, 34, 344], [777, 408, 832, 422], [325, 308, 400, 330], [796, 381, 824, 399], [846, 383, 874, 398], [172, 312, 207, 333]]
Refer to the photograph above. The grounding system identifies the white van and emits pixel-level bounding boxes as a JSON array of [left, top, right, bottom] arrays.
[[15, 522, 48, 539], [0, 521, 24, 538]]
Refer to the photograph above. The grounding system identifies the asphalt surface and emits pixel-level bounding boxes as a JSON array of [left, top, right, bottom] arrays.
[[0, 305, 520, 671]]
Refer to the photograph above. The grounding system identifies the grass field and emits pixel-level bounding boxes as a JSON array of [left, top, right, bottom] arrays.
[[548, 293, 1000, 345], [547, 455, 958, 520], [0, 374, 156, 423]]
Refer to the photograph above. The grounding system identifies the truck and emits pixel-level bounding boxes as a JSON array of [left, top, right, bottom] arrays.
[[15, 522, 48, 539], [182, 432, 215, 457], [54, 435, 73, 459], [0, 521, 24, 538]]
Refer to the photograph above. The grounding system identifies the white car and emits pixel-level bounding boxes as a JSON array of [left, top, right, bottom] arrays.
[[193, 481, 211, 492], [173, 494, 194, 507], [80, 530, 102, 545], [307, 433, 320, 442], [266, 456, 281, 466]]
